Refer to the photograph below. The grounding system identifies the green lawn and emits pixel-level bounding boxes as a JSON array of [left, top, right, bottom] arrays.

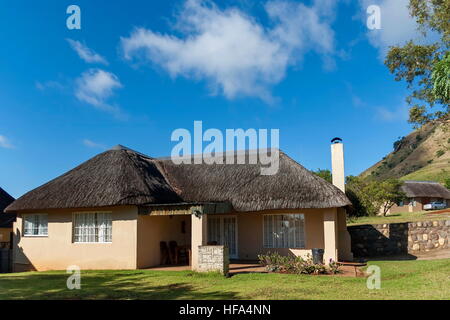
[[347, 211, 450, 226], [0, 259, 449, 300]]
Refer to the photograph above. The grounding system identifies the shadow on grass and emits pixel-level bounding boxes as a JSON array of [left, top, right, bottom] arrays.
[[0, 271, 240, 300]]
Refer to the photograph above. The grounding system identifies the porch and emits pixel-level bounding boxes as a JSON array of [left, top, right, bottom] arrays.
[[137, 204, 353, 271]]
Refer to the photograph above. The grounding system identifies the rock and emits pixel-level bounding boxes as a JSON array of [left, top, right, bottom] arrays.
[[412, 243, 420, 251], [423, 234, 428, 241], [433, 221, 439, 227], [438, 238, 445, 246]]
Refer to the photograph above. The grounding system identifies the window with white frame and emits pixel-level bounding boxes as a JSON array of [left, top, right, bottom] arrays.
[[23, 214, 48, 236], [73, 212, 112, 243], [263, 214, 305, 248]]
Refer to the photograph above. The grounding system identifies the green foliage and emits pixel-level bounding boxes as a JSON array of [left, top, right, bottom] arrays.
[[385, 0, 450, 127], [445, 178, 450, 190], [346, 177, 406, 217], [313, 169, 332, 183], [393, 136, 406, 151], [257, 252, 341, 275], [436, 149, 445, 157], [432, 53, 450, 102]]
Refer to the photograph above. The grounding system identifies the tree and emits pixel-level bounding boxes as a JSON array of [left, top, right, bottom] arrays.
[[432, 53, 450, 103], [376, 179, 407, 216], [385, 0, 450, 128], [313, 169, 332, 183], [346, 177, 405, 217], [445, 178, 450, 190]]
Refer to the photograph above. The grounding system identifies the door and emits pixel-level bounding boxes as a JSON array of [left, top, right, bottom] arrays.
[[207, 216, 238, 259]]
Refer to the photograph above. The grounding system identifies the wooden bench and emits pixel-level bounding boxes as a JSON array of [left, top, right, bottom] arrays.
[[337, 261, 367, 276]]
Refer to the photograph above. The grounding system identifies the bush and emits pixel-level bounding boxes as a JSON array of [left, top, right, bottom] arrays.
[[257, 252, 341, 275], [436, 149, 445, 157]]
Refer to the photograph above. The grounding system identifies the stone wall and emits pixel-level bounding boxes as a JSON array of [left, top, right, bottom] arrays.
[[348, 220, 450, 257], [197, 245, 229, 275]]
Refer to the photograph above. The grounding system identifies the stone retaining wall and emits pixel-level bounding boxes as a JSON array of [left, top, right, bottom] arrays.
[[197, 245, 229, 275], [348, 220, 450, 257]]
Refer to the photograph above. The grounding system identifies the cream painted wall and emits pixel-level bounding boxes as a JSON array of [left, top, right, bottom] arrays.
[[136, 215, 191, 269], [236, 209, 326, 260], [13, 206, 138, 271]]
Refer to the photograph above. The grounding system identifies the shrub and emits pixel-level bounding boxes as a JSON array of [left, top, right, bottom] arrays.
[[436, 149, 445, 157], [257, 252, 341, 275], [328, 259, 342, 274]]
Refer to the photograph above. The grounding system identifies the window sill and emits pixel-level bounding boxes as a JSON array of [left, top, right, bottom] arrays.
[[23, 235, 48, 238], [73, 242, 112, 244]]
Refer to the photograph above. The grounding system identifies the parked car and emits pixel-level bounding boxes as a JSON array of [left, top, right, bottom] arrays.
[[423, 202, 447, 211]]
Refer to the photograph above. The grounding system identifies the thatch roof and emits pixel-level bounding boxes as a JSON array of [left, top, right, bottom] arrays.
[[6, 146, 182, 212], [401, 181, 450, 199], [0, 187, 14, 213], [156, 152, 350, 211], [6, 146, 350, 212], [0, 187, 15, 228]]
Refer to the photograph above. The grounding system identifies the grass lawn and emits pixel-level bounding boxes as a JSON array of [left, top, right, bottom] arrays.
[[347, 211, 450, 226], [0, 259, 449, 300]]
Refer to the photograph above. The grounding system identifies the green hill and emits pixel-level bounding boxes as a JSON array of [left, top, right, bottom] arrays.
[[360, 121, 450, 183]]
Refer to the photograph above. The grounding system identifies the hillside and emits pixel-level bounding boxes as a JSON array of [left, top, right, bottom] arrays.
[[360, 121, 450, 183]]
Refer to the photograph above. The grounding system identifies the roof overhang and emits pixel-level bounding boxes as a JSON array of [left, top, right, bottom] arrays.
[[137, 202, 232, 216]]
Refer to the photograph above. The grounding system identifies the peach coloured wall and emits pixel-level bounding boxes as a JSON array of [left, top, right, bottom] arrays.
[[136, 215, 191, 269], [236, 209, 326, 260], [13, 206, 138, 271]]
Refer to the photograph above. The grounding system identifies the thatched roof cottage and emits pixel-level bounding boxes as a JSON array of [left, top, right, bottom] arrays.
[[388, 180, 450, 214], [6, 142, 353, 272]]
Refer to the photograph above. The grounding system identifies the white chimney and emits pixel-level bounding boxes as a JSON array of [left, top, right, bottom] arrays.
[[331, 138, 345, 192]]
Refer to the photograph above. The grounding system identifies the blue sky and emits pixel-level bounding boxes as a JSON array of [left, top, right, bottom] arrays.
[[0, 0, 423, 198]]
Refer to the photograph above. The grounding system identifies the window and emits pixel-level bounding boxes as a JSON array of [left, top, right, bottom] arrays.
[[23, 214, 48, 236], [263, 214, 305, 249], [73, 212, 112, 243]]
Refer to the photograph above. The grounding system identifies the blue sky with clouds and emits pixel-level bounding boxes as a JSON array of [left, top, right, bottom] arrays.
[[0, 0, 423, 197]]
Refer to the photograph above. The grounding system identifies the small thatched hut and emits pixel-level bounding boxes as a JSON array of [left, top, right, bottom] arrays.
[[6, 144, 353, 272], [388, 180, 450, 214]]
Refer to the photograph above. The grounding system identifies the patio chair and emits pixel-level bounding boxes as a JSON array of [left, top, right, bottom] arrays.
[[169, 241, 178, 264], [159, 241, 170, 265]]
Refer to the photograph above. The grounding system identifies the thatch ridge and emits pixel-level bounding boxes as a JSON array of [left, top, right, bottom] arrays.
[[7, 146, 350, 212], [401, 180, 450, 199]]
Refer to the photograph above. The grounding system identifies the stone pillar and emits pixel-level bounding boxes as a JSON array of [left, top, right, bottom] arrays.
[[191, 213, 207, 271], [324, 208, 338, 263], [197, 245, 229, 275]]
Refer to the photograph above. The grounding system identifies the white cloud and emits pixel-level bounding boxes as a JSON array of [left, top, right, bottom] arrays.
[[376, 104, 409, 122], [360, 0, 427, 59], [0, 135, 14, 149], [67, 39, 108, 65], [120, 0, 338, 101], [83, 139, 106, 149], [35, 80, 64, 91], [75, 69, 123, 113]]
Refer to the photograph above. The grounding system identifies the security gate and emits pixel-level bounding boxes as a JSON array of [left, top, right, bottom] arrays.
[[207, 216, 238, 259]]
